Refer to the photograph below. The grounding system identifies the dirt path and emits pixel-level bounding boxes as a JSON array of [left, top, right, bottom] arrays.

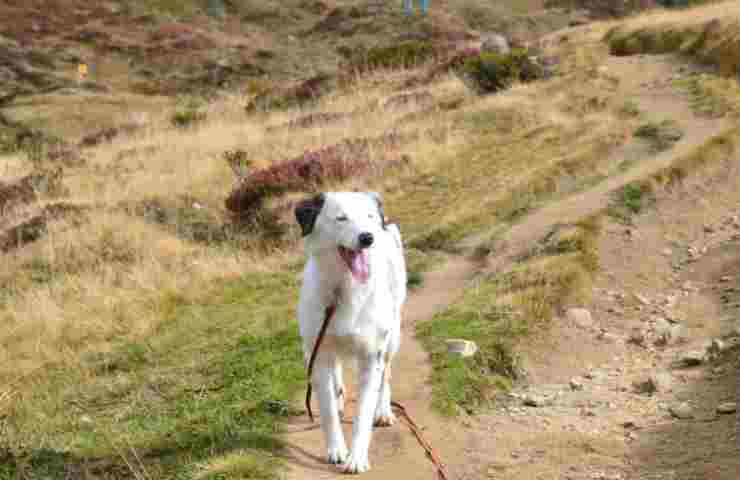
[[281, 53, 738, 480]]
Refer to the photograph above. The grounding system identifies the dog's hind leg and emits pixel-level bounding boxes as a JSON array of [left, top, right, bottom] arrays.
[[374, 328, 399, 427], [333, 359, 346, 419], [315, 353, 348, 465]]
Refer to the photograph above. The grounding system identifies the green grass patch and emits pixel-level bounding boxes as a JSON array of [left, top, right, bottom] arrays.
[[1, 271, 305, 480], [417, 215, 602, 416], [673, 74, 739, 117], [607, 181, 656, 224], [416, 279, 523, 416], [633, 119, 683, 152], [619, 98, 641, 117], [405, 247, 447, 290]]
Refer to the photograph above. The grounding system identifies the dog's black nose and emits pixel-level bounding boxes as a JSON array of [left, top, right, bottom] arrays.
[[358, 232, 374, 248]]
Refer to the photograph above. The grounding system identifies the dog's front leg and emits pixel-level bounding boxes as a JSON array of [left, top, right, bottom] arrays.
[[343, 352, 384, 474], [315, 354, 348, 464]]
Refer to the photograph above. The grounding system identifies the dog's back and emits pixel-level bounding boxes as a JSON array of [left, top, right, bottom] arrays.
[[384, 223, 407, 317]]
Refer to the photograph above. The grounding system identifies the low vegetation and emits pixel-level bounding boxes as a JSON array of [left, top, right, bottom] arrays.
[[419, 215, 601, 416], [457, 48, 548, 94], [4, 0, 740, 476], [633, 118, 683, 152], [604, 1, 740, 76]]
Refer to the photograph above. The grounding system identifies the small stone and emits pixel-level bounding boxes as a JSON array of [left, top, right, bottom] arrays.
[[522, 394, 548, 407], [481, 33, 511, 55], [678, 350, 705, 367], [597, 331, 616, 343], [570, 378, 584, 391], [567, 308, 594, 329], [628, 330, 646, 346], [717, 402, 737, 415], [80, 414, 94, 425], [635, 294, 650, 305], [704, 225, 715, 233], [621, 419, 638, 429], [669, 402, 693, 419], [445, 339, 478, 357], [707, 338, 727, 357], [720, 276, 732, 283]]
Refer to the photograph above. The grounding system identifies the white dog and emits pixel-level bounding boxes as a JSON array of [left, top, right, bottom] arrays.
[[295, 191, 407, 474]]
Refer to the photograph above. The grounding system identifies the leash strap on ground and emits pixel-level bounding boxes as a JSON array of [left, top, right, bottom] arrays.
[[304, 304, 451, 479], [391, 400, 451, 480]]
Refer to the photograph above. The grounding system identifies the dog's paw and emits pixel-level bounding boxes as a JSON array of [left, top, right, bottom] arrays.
[[327, 444, 349, 465], [373, 412, 396, 427], [342, 450, 370, 474]]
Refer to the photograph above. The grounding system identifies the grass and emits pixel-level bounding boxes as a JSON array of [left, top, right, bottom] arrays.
[[416, 279, 523, 416], [2, 271, 304, 480], [633, 118, 684, 152], [604, 1, 740, 77], [4, 1, 740, 474], [608, 181, 656, 223], [417, 215, 601, 416], [673, 73, 740, 117]]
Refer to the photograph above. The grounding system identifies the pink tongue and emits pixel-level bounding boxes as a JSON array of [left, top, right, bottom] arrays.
[[349, 250, 369, 283]]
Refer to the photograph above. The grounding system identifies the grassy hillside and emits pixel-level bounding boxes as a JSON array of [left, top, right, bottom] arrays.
[[3, 0, 740, 478]]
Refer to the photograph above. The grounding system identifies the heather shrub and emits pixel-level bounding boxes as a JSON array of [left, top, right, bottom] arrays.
[[225, 133, 402, 221], [458, 49, 546, 94]]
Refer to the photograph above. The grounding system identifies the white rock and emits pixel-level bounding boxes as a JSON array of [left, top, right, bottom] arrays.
[[717, 402, 737, 415], [678, 350, 705, 367], [669, 402, 693, 419], [567, 308, 594, 329], [445, 339, 478, 357]]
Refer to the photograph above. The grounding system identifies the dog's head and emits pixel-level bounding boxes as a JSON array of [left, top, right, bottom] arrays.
[[295, 192, 386, 282]]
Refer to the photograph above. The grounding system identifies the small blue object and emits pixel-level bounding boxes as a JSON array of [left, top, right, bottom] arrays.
[[404, 0, 428, 15]]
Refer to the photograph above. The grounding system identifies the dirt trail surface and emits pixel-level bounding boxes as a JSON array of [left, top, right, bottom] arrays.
[[281, 52, 739, 480]]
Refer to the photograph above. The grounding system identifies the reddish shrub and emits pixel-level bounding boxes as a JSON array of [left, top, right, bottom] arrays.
[[225, 132, 403, 221], [78, 123, 140, 148], [0, 203, 86, 252]]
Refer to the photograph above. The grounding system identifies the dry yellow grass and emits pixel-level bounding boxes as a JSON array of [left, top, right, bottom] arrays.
[[0, 20, 669, 386]]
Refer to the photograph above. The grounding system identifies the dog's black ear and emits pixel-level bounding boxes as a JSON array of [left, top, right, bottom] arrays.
[[295, 194, 325, 237], [367, 191, 387, 230]]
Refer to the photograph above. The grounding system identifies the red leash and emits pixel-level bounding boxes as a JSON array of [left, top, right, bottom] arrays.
[[304, 304, 450, 480], [305, 304, 336, 422]]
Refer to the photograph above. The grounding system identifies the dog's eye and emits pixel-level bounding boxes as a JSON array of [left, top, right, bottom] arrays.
[[336, 215, 348, 222]]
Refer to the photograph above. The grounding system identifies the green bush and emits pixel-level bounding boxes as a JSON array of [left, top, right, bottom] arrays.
[[348, 41, 436, 71], [171, 96, 207, 127], [459, 49, 545, 94]]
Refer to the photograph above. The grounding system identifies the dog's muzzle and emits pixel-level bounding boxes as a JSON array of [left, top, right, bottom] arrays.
[[338, 231, 374, 283]]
